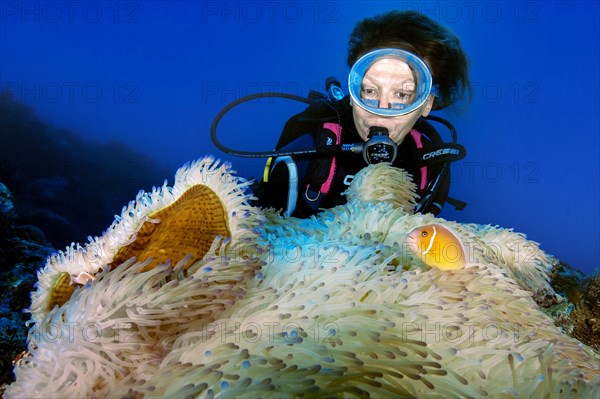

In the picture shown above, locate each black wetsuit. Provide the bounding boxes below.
[253,96,452,217]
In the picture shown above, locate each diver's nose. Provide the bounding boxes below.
[376,98,390,109]
[378,91,393,109]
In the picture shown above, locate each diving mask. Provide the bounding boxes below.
[348,48,434,117]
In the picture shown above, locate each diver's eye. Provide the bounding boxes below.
[393,90,415,103]
[421,231,428,237]
[361,87,379,99]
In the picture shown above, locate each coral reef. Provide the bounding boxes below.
[0,182,54,387]
[538,260,600,348]
[0,183,16,228]
[571,272,600,352]
[3,159,600,398]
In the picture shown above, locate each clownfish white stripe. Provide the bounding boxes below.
[422,225,437,255]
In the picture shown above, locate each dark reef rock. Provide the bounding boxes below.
[0,182,55,387]
[542,259,600,352]
[548,259,588,304]
[0,183,16,225]
[570,271,600,352]
[582,271,600,309]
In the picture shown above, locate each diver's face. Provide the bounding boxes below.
[352,58,434,143]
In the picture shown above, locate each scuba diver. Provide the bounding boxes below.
[212,11,471,217]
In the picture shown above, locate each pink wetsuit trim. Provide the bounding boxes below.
[320,122,342,193]
[410,129,428,190]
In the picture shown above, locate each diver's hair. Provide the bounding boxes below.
[347,11,471,110]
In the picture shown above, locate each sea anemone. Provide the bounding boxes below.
[343,161,419,212]
[27,156,263,333]
[6,160,599,398]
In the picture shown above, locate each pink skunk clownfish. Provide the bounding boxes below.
[406,224,467,270]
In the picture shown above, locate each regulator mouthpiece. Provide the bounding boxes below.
[363,126,397,164]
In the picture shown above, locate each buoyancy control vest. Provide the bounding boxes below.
[254,95,467,217]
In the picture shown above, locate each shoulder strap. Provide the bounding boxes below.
[412,116,468,214]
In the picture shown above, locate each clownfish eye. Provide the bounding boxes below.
[421,231,428,237]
